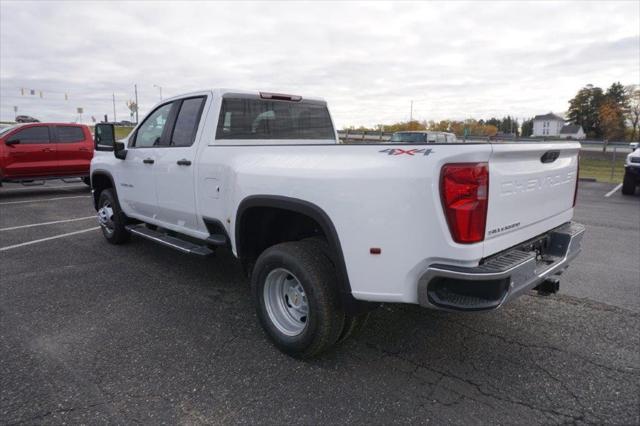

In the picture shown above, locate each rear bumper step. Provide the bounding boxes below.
[418,221,585,311]
[125,224,214,256]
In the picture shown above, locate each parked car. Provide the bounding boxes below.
[15,115,40,123]
[622,142,640,195]
[0,123,94,185]
[390,131,458,143]
[90,89,584,358]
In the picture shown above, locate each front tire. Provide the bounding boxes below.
[97,189,130,244]
[621,172,636,195]
[252,241,345,358]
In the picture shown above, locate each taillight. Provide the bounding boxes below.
[573,157,580,207]
[440,162,489,244]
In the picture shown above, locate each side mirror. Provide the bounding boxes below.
[5,139,20,146]
[114,141,127,160]
[95,123,127,160]
[95,123,115,151]
[630,142,639,151]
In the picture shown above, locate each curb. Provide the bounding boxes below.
[578,178,597,182]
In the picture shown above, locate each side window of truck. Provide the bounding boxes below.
[56,126,85,143]
[170,97,205,147]
[8,126,50,144]
[132,103,173,148]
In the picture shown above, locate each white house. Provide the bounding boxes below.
[559,124,586,140]
[532,112,585,139]
[532,112,565,137]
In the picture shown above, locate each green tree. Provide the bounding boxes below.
[605,82,629,110]
[521,118,534,137]
[568,84,604,138]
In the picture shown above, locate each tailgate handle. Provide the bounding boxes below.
[541,150,560,163]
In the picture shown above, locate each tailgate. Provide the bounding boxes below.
[483,142,580,257]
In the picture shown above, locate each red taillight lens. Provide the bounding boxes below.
[440,162,489,244]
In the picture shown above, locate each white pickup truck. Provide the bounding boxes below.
[91,89,585,358]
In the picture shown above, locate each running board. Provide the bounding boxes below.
[125,224,214,256]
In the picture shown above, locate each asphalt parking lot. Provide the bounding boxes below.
[1,180,638,425]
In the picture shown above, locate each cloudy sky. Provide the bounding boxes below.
[1,1,638,128]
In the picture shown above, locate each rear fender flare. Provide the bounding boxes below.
[235,195,354,300]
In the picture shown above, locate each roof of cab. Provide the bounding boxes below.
[160,89,325,103]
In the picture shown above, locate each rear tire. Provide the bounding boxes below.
[302,236,371,344]
[621,172,636,195]
[97,189,130,244]
[252,240,345,358]
[337,311,369,344]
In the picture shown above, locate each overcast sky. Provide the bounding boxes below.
[1,1,638,127]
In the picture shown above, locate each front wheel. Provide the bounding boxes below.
[621,172,636,195]
[97,189,130,244]
[252,241,345,358]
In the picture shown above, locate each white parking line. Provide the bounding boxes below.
[605,183,623,198]
[0,216,95,232]
[0,195,90,205]
[0,227,100,252]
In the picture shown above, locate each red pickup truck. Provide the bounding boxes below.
[0,123,94,185]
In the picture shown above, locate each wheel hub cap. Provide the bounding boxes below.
[97,203,114,234]
[263,268,309,336]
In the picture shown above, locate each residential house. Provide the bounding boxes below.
[559,124,585,140]
[532,112,565,137]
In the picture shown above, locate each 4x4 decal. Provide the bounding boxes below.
[379,148,434,156]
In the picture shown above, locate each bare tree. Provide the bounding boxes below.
[126,100,138,124]
[625,85,640,141]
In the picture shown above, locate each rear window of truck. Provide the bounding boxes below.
[216,98,335,140]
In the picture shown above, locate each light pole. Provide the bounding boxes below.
[153,84,163,101]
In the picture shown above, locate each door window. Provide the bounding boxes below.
[56,126,85,142]
[133,103,173,148]
[170,97,205,147]
[7,126,50,144]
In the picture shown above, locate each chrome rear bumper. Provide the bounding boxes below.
[418,221,585,311]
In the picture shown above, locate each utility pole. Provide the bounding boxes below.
[410,100,413,122]
[154,84,163,101]
[112,93,116,122]
[134,84,139,123]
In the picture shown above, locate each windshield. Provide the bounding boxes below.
[390,132,428,143]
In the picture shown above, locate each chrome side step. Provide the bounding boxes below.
[125,224,214,256]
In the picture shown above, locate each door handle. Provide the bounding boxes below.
[176,159,191,166]
[79,147,89,152]
[42,148,52,152]
[143,158,155,164]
